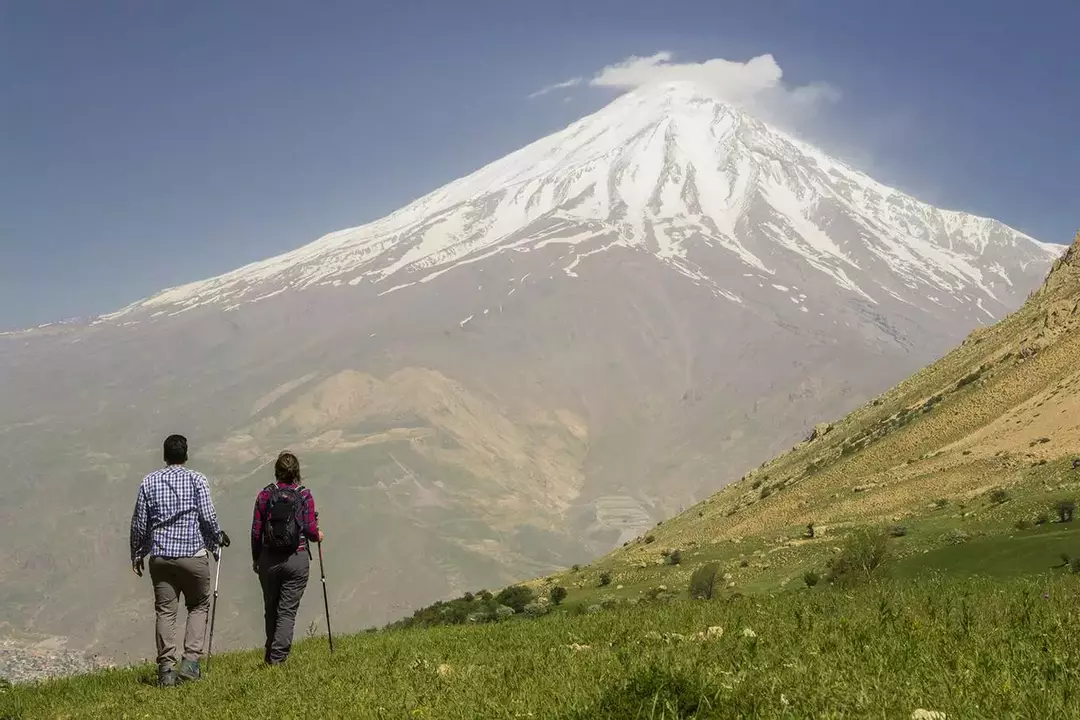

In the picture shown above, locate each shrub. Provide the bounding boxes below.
[571,564,581,573]
[751,478,763,489]
[1036,513,1050,526]
[644,535,656,544]
[888,525,908,538]
[523,601,550,617]
[1056,500,1075,523]
[934,498,949,509]
[946,529,971,545]
[493,605,515,621]
[759,486,773,499]
[989,488,1010,504]
[828,528,890,587]
[598,571,612,587]
[806,523,815,539]
[462,591,474,603]
[1015,519,1031,531]
[495,585,535,614]
[549,586,567,606]
[803,570,820,588]
[660,548,671,557]
[689,562,721,600]
[668,549,682,566]
[739,558,750,568]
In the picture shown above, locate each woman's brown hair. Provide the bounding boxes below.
[274,451,301,485]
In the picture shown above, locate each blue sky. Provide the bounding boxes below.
[2,0,1078,331]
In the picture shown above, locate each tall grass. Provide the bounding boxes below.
[5,574,1079,719]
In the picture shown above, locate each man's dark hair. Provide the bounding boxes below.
[274,451,301,485]
[163,434,188,465]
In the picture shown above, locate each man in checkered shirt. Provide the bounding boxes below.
[130,434,225,686]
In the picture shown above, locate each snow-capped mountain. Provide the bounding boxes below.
[0,81,1062,661]
[105,80,1057,325]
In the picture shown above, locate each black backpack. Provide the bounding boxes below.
[262,484,305,552]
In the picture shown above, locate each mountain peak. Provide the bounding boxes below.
[95,85,1058,327]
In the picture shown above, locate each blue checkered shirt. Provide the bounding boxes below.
[129,465,222,563]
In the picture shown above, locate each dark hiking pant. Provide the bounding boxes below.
[148,554,211,670]
[258,549,310,664]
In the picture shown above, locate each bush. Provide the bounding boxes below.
[549,586,567,606]
[989,488,1010,504]
[888,525,908,538]
[668,549,682,566]
[598,571,612,587]
[946,529,971,545]
[1056,500,1075,523]
[495,585,535,614]
[803,570,820,588]
[805,523,815,539]
[1015,519,1031,531]
[1036,513,1050,526]
[571,564,581,573]
[523,601,550,617]
[644,535,656,544]
[827,528,890,587]
[934,498,949,509]
[689,562,721,600]
[759,486,773,499]
[739,558,750,568]
[751,478,763,490]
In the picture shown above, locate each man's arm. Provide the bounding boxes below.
[194,474,222,556]
[129,484,149,568]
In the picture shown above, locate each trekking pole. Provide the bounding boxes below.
[315,513,334,653]
[206,551,221,670]
[206,530,230,672]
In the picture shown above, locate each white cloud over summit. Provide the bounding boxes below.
[532,51,839,127]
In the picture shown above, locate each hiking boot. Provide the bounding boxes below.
[158,666,177,687]
[177,659,202,682]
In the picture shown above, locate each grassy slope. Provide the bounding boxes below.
[536,234,1080,605]
[6,575,1080,719]
[5,236,1080,719]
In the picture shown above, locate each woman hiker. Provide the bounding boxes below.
[250,451,324,664]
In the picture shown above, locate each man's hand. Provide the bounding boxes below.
[218,530,231,548]
[132,558,145,577]
[316,530,325,543]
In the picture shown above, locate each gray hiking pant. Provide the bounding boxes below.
[149,554,211,669]
[258,549,310,664]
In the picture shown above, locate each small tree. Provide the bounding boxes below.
[1057,500,1075,523]
[598,571,612,587]
[495,585,535,614]
[668,549,683,566]
[828,528,890,587]
[550,586,568,606]
[689,562,720,600]
[803,570,820,588]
